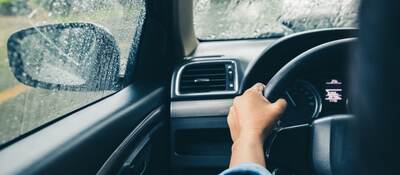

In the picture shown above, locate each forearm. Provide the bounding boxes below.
[229,135,266,168]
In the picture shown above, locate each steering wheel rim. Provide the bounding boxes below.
[264,38,356,102]
[263,38,357,174]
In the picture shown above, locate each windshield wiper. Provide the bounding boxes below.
[254,31,285,39]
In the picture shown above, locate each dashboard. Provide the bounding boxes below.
[169,28,357,175]
[280,75,348,127]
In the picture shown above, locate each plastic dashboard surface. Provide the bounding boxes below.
[169,28,357,174]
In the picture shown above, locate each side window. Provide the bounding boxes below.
[0,0,145,145]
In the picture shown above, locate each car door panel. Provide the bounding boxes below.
[0,84,167,175]
[98,105,169,175]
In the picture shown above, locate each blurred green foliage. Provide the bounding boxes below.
[0,0,12,4]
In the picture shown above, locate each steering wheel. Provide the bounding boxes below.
[263,38,356,174]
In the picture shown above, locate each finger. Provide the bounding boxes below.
[271,98,288,115]
[230,105,238,124]
[231,106,240,139]
[233,96,240,105]
[229,106,238,127]
[227,106,238,141]
[248,83,265,94]
[227,106,234,127]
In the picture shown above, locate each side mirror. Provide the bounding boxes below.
[7,23,121,91]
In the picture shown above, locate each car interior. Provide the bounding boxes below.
[0,0,397,175]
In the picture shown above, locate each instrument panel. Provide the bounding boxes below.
[278,75,348,127]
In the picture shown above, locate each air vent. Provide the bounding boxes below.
[177,60,237,95]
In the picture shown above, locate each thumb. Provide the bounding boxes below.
[271,98,287,115]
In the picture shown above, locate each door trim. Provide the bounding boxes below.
[0,85,165,175]
[97,105,165,174]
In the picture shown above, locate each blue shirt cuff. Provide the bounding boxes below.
[219,162,272,175]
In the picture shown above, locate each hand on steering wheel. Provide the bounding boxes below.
[227,83,287,143]
[227,83,287,168]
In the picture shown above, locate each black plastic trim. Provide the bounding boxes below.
[97,106,166,174]
[170,117,230,169]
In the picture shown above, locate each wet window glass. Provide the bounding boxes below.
[194,0,359,40]
[0,0,145,145]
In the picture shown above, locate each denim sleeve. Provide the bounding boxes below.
[219,163,272,175]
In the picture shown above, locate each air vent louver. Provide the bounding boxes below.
[178,61,236,94]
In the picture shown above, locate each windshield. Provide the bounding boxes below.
[193,0,359,40]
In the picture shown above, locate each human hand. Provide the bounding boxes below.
[227,83,287,143]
